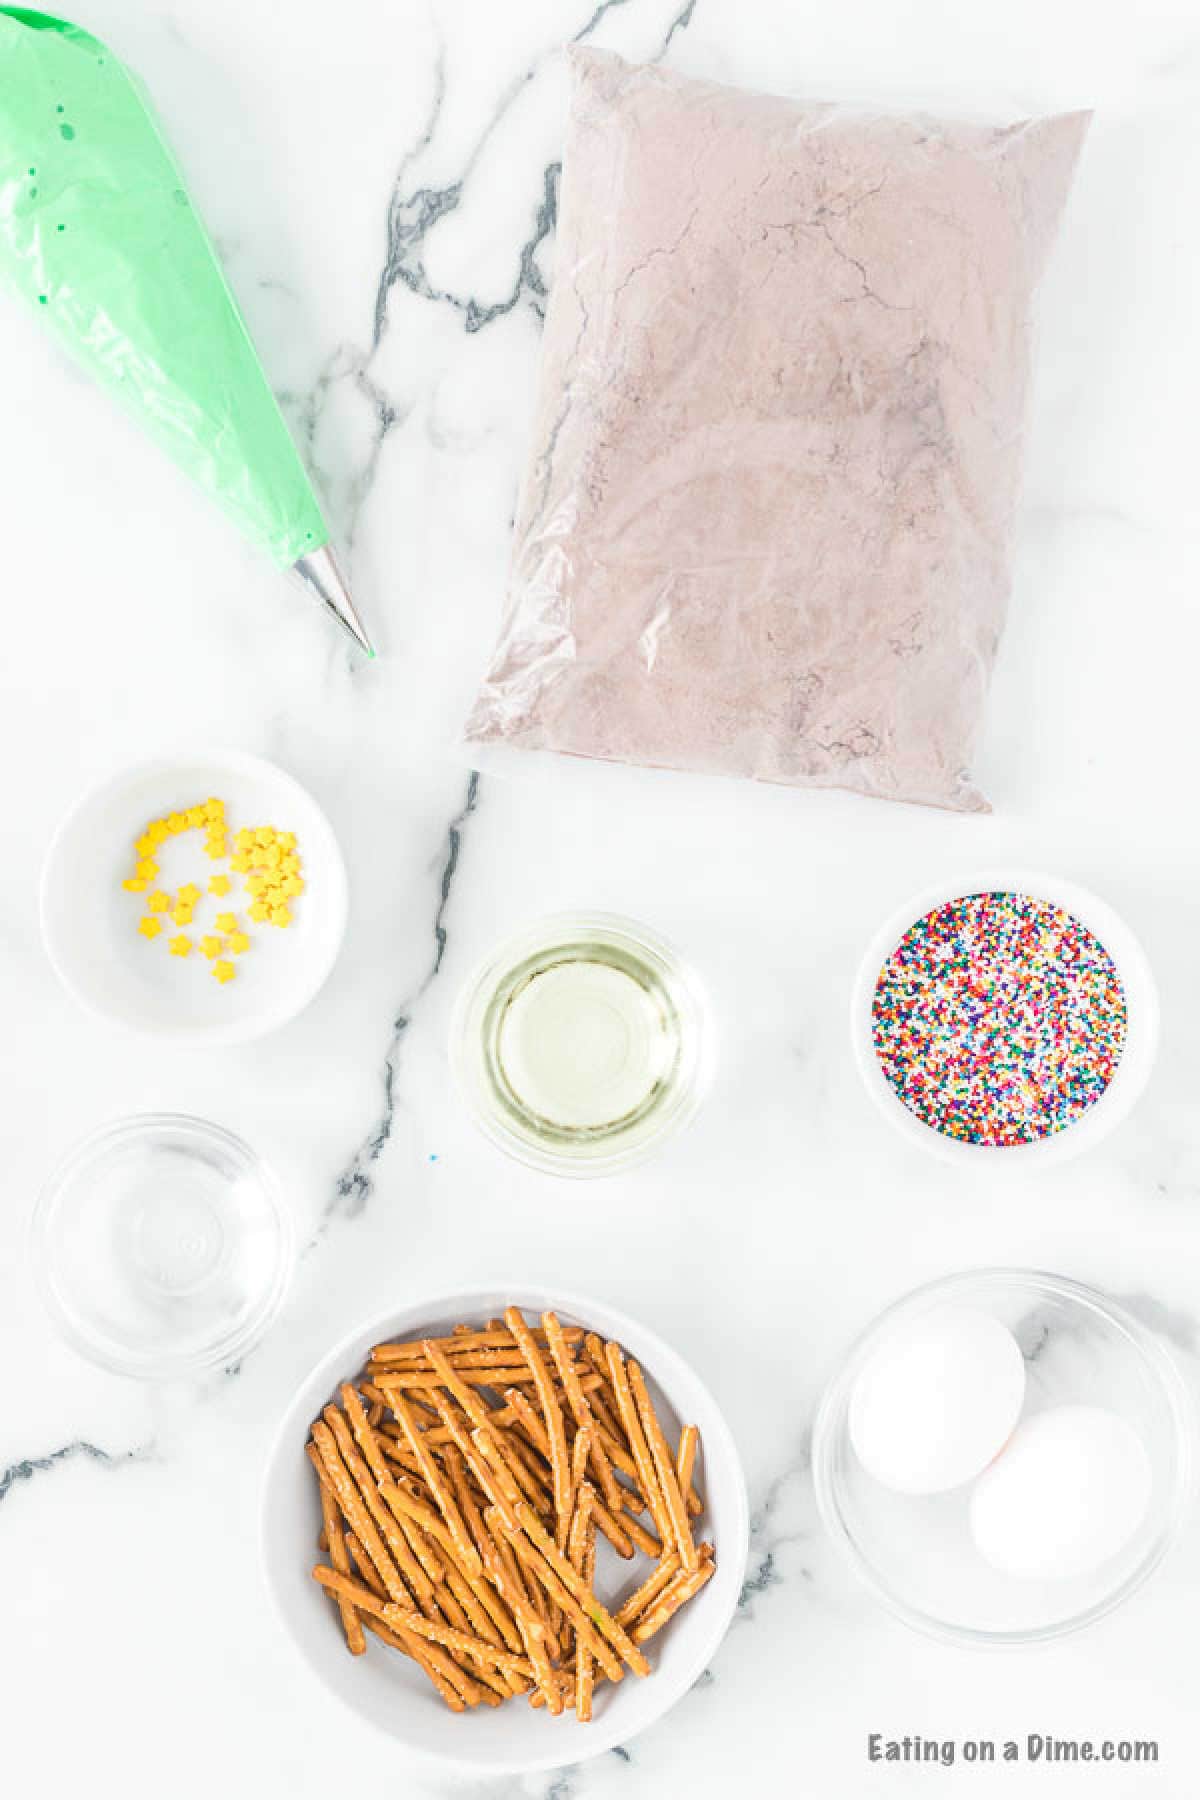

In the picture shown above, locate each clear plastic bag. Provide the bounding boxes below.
[465,49,1089,812]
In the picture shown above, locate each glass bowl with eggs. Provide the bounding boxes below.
[811,1269,1194,1646]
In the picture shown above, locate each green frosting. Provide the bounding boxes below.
[0,9,328,565]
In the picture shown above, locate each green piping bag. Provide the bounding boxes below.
[0,8,373,654]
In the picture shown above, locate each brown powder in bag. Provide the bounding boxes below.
[465,50,1089,812]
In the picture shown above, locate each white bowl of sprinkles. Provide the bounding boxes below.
[850,870,1159,1168]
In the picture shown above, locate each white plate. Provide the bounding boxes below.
[260,1286,748,1772]
[850,869,1159,1168]
[40,748,347,1046]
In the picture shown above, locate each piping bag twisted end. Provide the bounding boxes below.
[292,546,375,658]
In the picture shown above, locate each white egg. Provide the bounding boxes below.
[970,1405,1153,1581]
[848,1306,1025,1495]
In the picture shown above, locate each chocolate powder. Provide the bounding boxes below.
[465,50,1089,811]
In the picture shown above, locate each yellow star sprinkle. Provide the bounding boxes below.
[271,905,292,929]
[199,935,223,960]
[147,891,171,914]
[211,960,236,984]
[215,912,237,934]
[209,874,231,897]
[249,901,269,923]
[123,877,147,893]
[169,934,192,957]
[229,931,250,955]
[138,916,162,939]
[178,883,201,906]
[172,903,194,927]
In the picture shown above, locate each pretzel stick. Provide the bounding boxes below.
[568,1426,595,1540]
[629,1361,697,1573]
[561,1460,594,1655]
[544,1311,624,1516]
[317,1526,328,1554]
[488,1510,624,1685]
[375,1366,537,1391]
[341,1384,393,1485]
[567,1483,594,1569]
[677,1423,701,1517]
[632,1557,715,1643]
[310,1422,413,1607]
[473,1432,650,1678]
[381,1346,595,1373]
[604,1343,672,1547]
[506,1308,572,1536]
[313,1455,365,1655]
[615,1553,680,1628]
[344,1530,385,1596]
[371,1326,585,1364]
[583,1332,622,1404]
[575,1507,597,1723]
[321,1407,432,1602]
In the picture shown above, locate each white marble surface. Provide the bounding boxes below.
[3,0,1200,1792]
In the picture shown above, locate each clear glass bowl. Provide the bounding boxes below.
[31,1114,293,1377]
[812,1269,1195,1645]
[449,912,714,1177]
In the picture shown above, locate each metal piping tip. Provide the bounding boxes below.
[291,543,375,657]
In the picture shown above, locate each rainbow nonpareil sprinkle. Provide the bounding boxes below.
[871,892,1127,1147]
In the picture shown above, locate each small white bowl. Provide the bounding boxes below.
[260,1287,748,1772]
[41,748,348,1046]
[850,869,1158,1168]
